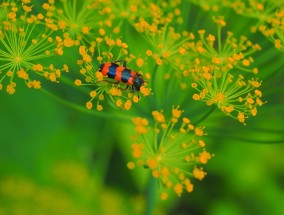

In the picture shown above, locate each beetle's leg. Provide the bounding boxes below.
[132,85,136,93]
[113,60,126,67]
[114,84,130,91]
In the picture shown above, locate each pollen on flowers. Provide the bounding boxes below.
[129,107,211,199]
[133,95,139,103]
[86,101,93,109]
[197,151,211,164]
[90,90,97,98]
[172,108,182,118]
[135,22,194,70]
[191,17,261,74]
[136,58,144,67]
[17,69,29,80]
[152,110,165,123]
[124,100,132,110]
[195,127,205,136]
[193,167,206,180]
[74,79,82,86]
[42,0,107,46]
[191,63,264,124]
[0,5,67,93]
[213,16,226,27]
[127,162,135,170]
[146,50,153,56]
[160,192,168,200]
[138,85,150,96]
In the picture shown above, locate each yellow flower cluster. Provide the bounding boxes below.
[128,107,211,200]
[99,0,183,34]
[191,17,261,73]
[192,69,264,124]
[258,8,284,52]
[188,1,284,52]
[76,38,151,111]
[189,0,222,11]
[134,19,195,75]
[0,0,68,94]
[218,0,284,52]
[226,0,284,20]
[188,17,264,124]
[227,0,271,17]
[42,0,106,45]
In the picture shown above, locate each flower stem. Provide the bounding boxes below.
[194,106,216,125]
[144,175,157,215]
[40,88,132,122]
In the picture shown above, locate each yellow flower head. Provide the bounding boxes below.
[135,22,194,71]
[192,67,264,124]
[191,17,261,74]
[41,0,106,46]
[0,3,67,94]
[128,107,211,200]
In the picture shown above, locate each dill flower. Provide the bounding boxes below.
[189,17,264,124]
[0,1,11,26]
[226,0,283,22]
[42,0,106,46]
[191,67,264,124]
[99,0,183,34]
[76,37,151,111]
[99,0,144,32]
[134,20,195,73]
[188,0,223,11]
[0,0,68,94]
[191,16,261,74]
[128,107,211,200]
[258,7,284,52]
[225,0,284,52]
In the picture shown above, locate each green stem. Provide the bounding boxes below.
[194,106,216,125]
[209,133,284,144]
[144,175,157,215]
[40,88,132,122]
[218,26,222,54]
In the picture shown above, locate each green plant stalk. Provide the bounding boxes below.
[40,87,132,122]
[144,175,158,215]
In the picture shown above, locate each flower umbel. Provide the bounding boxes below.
[100,0,183,34]
[258,7,284,52]
[220,0,284,52]
[128,107,211,200]
[76,37,151,111]
[192,16,261,73]
[192,67,264,124]
[189,17,264,124]
[135,20,194,70]
[42,0,106,46]
[0,1,68,94]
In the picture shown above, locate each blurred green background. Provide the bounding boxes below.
[1,0,284,215]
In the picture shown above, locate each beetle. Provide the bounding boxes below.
[98,60,145,92]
